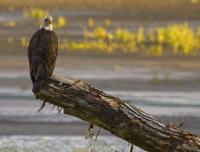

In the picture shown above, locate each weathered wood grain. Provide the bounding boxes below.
[34,75,200,152]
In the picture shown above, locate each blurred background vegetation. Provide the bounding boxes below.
[1,0,200,57]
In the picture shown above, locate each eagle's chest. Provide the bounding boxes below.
[29,29,57,60]
[38,33,53,51]
[39,32,53,45]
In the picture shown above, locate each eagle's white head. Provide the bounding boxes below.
[40,15,53,31]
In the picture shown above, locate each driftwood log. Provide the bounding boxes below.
[34,75,200,152]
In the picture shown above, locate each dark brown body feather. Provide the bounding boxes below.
[28,29,58,90]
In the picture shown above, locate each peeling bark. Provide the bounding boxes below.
[34,75,200,152]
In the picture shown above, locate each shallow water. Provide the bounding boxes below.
[0,136,145,152]
[0,89,200,116]
[0,66,200,123]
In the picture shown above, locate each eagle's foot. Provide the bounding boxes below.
[32,81,43,94]
[32,86,40,94]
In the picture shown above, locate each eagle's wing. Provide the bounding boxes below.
[46,31,58,76]
[28,30,40,83]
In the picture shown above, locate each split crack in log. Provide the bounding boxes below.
[34,74,200,152]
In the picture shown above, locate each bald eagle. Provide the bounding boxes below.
[28,16,58,93]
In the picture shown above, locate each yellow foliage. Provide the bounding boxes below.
[103,19,112,27]
[93,26,107,39]
[107,33,114,41]
[148,45,163,56]
[114,28,134,42]
[148,31,156,42]
[57,16,66,27]
[136,27,145,44]
[83,28,93,39]
[23,7,48,20]
[87,18,95,28]
[156,28,166,44]
[21,37,29,47]
[63,40,109,52]
[58,18,200,56]
[164,24,198,55]
[5,21,16,27]
[54,16,67,28]
[127,41,136,52]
